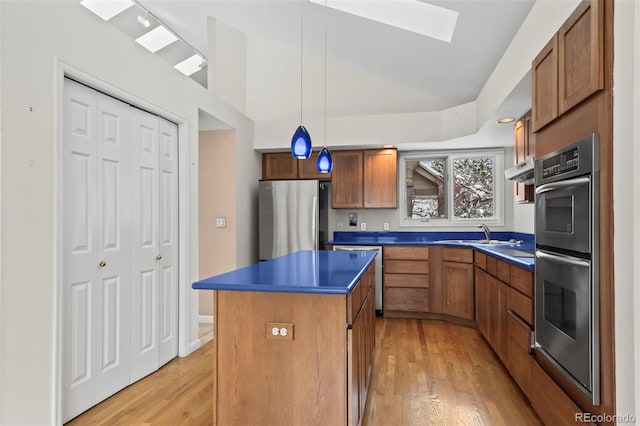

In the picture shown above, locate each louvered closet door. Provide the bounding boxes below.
[62,79,132,421]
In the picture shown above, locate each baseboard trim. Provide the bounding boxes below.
[198,315,213,324]
[188,338,202,355]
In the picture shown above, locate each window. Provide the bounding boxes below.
[399,150,504,226]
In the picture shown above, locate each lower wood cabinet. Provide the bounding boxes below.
[383,246,430,316]
[442,248,474,321]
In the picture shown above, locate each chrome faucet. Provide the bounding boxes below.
[478,224,491,242]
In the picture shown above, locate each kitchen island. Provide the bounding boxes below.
[193,250,377,426]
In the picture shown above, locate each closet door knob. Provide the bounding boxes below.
[156,255,162,260]
[98,261,107,267]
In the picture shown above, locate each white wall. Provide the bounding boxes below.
[0,2,256,424]
[613,0,640,420]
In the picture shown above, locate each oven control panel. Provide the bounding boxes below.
[541,146,580,178]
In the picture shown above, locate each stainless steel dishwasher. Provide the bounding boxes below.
[332,245,383,316]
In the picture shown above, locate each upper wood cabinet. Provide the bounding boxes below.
[332,148,397,209]
[262,152,298,180]
[332,151,365,208]
[262,151,332,180]
[558,0,604,114]
[514,114,534,203]
[364,149,397,208]
[531,0,603,132]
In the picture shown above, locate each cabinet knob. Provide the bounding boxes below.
[156,255,162,260]
[98,261,106,267]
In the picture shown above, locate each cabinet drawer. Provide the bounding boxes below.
[384,288,429,312]
[486,255,498,277]
[509,287,533,326]
[384,273,429,289]
[511,266,534,298]
[474,251,487,270]
[383,246,429,260]
[497,259,510,282]
[508,311,533,397]
[442,247,473,263]
[384,259,428,274]
[507,310,532,352]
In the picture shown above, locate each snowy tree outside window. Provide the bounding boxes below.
[400,150,504,226]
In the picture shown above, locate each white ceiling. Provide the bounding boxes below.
[138,0,535,125]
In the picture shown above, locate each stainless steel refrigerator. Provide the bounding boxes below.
[259,180,329,261]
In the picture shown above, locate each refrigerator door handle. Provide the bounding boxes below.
[312,195,318,249]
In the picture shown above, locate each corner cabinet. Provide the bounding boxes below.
[332,149,397,209]
[531,0,604,132]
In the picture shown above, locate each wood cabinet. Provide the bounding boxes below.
[332,149,397,209]
[531,0,604,132]
[363,149,397,208]
[442,248,474,320]
[213,263,376,426]
[332,151,365,208]
[383,246,429,315]
[514,114,534,203]
[262,151,332,180]
[262,152,298,180]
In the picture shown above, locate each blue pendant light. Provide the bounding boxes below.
[317,0,332,173]
[291,0,312,159]
[317,147,333,173]
[291,125,312,159]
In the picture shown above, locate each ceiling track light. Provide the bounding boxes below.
[137,11,151,28]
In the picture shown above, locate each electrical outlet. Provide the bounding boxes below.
[266,322,294,340]
[215,217,226,228]
[383,222,390,231]
[360,222,366,231]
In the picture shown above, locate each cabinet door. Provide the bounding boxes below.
[475,267,488,337]
[514,117,534,203]
[443,261,474,320]
[299,151,331,179]
[262,152,298,180]
[363,149,397,208]
[558,0,604,114]
[332,151,364,208]
[532,34,558,132]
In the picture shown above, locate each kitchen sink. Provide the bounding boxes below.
[435,239,516,246]
[490,247,535,258]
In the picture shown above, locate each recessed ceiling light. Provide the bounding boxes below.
[135,26,178,53]
[309,0,458,43]
[80,0,134,21]
[174,55,205,76]
[137,13,152,28]
[497,117,516,124]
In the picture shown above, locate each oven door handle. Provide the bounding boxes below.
[535,250,590,268]
[535,176,590,195]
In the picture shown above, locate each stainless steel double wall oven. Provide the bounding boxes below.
[534,133,600,405]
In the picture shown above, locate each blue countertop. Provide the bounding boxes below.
[192,250,378,295]
[328,231,535,271]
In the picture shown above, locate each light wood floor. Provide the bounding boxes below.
[67,318,542,425]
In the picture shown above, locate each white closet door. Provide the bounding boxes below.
[129,107,161,382]
[62,79,132,422]
[157,118,179,366]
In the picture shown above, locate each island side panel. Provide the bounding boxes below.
[215,290,347,426]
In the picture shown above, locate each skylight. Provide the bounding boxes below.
[310,0,458,43]
[174,55,205,76]
[135,26,178,53]
[80,0,134,21]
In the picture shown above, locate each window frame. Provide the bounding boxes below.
[398,149,505,227]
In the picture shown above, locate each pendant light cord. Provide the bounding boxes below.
[300,0,304,125]
[323,0,327,147]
